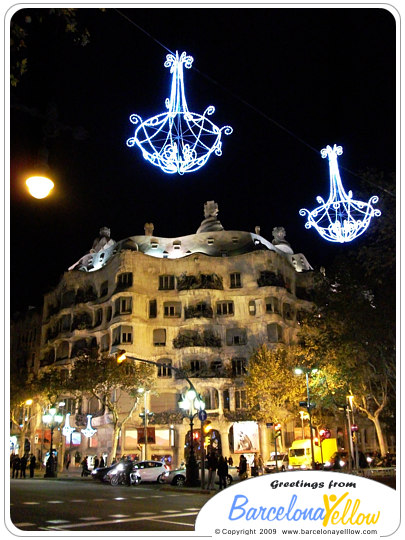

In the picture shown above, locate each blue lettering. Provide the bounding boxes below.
[228,495,248,521]
[286,495,298,521]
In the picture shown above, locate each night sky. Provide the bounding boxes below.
[9,6,397,314]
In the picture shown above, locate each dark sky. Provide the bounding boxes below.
[9,7,396,313]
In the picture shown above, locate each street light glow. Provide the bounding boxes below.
[26,176,54,199]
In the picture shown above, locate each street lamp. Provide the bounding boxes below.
[179,389,205,487]
[295,367,318,469]
[42,405,64,477]
[138,388,153,460]
[26,175,54,199]
[347,395,359,470]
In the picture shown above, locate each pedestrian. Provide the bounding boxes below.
[124,456,133,486]
[99,455,105,468]
[257,454,264,475]
[20,454,28,478]
[12,455,21,478]
[93,455,99,470]
[238,454,248,480]
[29,454,36,478]
[81,456,89,477]
[217,455,228,490]
[251,454,259,477]
[207,451,218,490]
[228,456,233,466]
[66,453,71,470]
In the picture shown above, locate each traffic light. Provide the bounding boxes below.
[203,421,212,434]
[274,423,282,438]
[314,437,319,446]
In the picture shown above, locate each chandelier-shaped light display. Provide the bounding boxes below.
[62,413,75,438]
[127,51,233,174]
[299,144,381,243]
[81,414,97,438]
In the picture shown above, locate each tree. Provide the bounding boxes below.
[245,344,305,426]
[36,353,154,464]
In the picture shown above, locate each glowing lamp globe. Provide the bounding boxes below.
[26,176,54,199]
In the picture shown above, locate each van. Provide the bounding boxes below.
[288,438,338,469]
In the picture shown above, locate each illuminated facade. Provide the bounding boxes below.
[32,201,384,467]
[34,201,315,467]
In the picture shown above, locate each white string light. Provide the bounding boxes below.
[299,144,381,243]
[127,51,232,174]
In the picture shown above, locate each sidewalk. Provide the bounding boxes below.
[11,466,93,481]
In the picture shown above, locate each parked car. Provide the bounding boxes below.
[264,453,289,473]
[91,463,117,482]
[162,461,239,487]
[132,460,170,483]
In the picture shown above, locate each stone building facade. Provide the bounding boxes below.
[34,201,322,467]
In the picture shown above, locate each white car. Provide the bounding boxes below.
[132,460,170,482]
[162,462,239,487]
[264,452,289,472]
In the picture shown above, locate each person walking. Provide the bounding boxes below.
[66,453,71,470]
[93,455,99,470]
[81,456,89,477]
[228,456,233,466]
[251,454,259,477]
[29,454,36,478]
[99,455,105,468]
[20,454,28,478]
[217,455,228,490]
[207,451,218,490]
[257,454,264,475]
[12,455,20,478]
[238,454,248,480]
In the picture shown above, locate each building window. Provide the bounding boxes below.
[226,328,247,346]
[157,360,172,378]
[159,275,175,290]
[267,323,283,343]
[153,328,166,347]
[113,325,133,345]
[100,281,109,297]
[235,390,247,409]
[283,303,294,320]
[59,398,76,415]
[117,272,133,288]
[100,334,110,352]
[164,302,181,317]
[232,358,247,376]
[61,314,71,332]
[190,359,204,373]
[266,296,280,314]
[230,272,242,288]
[216,301,234,316]
[106,306,112,322]
[223,390,230,410]
[115,296,132,316]
[149,299,157,318]
[248,300,256,316]
[94,308,103,327]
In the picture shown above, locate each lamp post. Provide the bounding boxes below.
[115,349,205,487]
[347,395,359,470]
[138,388,153,460]
[179,389,205,487]
[42,406,64,477]
[295,367,318,469]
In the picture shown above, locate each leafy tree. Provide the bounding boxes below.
[245,344,305,426]
[10,8,92,86]
[36,353,154,463]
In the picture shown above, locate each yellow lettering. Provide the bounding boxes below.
[322,493,349,526]
[349,499,360,524]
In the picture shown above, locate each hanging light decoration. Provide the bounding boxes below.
[299,144,381,243]
[81,414,97,438]
[62,413,76,438]
[127,51,233,174]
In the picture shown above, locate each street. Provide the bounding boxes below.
[9,478,213,532]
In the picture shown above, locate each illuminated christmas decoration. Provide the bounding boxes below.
[299,144,381,243]
[81,414,97,438]
[127,51,232,174]
[62,413,75,438]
